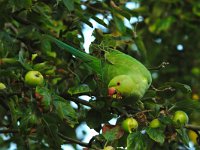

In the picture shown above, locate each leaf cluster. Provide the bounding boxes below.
[0,0,200,150]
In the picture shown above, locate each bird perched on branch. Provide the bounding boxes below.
[46,35,152,100]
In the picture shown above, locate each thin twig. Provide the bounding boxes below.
[134,110,153,116]
[0,92,21,97]
[88,135,97,147]
[61,94,95,108]
[111,106,130,117]
[12,15,31,25]
[0,129,19,134]
[151,85,176,92]
[72,97,96,108]
[0,97,10,110]
[0,129,92,148]
[148,62,169,70]
[110,0,122,11]
[58,133,90,147]
[4,23,18,34]
[185,124,200,131]
[81,1,107,13]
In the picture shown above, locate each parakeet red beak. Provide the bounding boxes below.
[108,87,122,99]
[108,87,116,96]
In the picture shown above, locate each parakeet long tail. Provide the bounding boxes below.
[46,35,102,74]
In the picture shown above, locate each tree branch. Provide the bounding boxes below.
[81,1,107,13]
[0,128,94,148]
[111,106,130,117]
[185,124,200,131]
[0,129,18,134]
[61,94,96,109]
[148,62,169,70]
[72,97,95,108]
[58,133,90,147]
[151,85,176,92]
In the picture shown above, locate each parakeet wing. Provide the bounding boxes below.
[103,49,152,85]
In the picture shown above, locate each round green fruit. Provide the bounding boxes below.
[25,71,44,87]
[121,117,138,133]
[191,67,200,76]
[149,118,161,128]
[104,146,115,150]
[0,82,6,90]
[46,51,56,58]
[173,110,189,127]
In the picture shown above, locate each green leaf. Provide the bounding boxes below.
[90,100,105,110]
[53,95,78,127]
[76,11,93,28]
[41,120,62,148]
[91,16,108,28]
[193,3,200,16]
[174,99,200,113]
[36,86,52,111]
[20,111,37,132]
[33,61,55,73]
[100,35,117,47]
[40,38,51,53]
[111,4,131,20]
[176,128,190,146]
[164,82,191,93]
[85,109,102,130]
[146,127,165,144]
[68,84,92,95]
[135,36,147,63]
[42,113,62,127]
[144,101,162,115]
[0,58,21,68]
[159,116,174,125]
[157,82,191,99]
[8,99,23,127]
[152,2,165,17]
[113,15,126,33]
[149,17,175,34]
[127,131,147,150]
[0,31,17,57]
[10,0,32,10]
[102,125,124,141]
[63,0,74,11]
[117,9,131,20]
[18,49,32,70]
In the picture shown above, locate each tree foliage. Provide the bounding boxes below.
[0,0,200,149]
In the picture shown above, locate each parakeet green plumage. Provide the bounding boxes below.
[46,35,152,100]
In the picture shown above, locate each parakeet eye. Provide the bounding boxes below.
[117,82,120,86]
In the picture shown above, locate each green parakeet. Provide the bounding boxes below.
[46,35,152,100]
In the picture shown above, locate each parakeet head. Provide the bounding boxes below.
[108,74,150,99]
[108,75,135,99]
